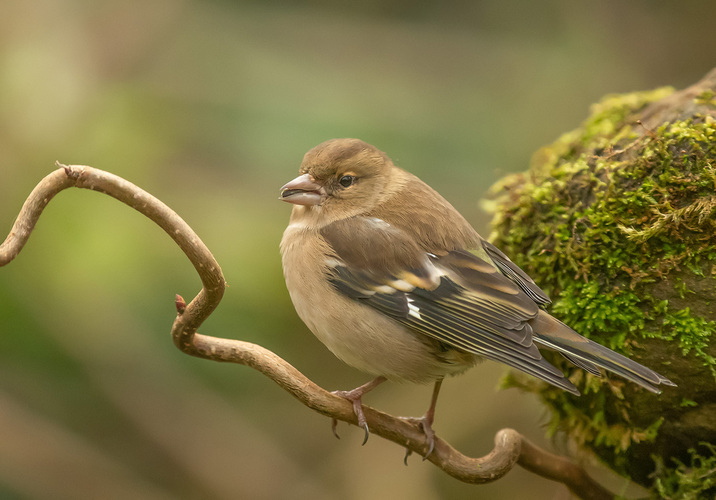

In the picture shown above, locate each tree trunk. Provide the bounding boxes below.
[489,68,716,497]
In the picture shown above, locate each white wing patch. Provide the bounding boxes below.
[406,297,422,320]
[388,279,416,292]
[324,258,343,268]
[365,217,391,229]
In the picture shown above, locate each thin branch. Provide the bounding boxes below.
[1,165,615,499]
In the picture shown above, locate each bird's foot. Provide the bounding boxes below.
[331,387,370,445]
[399,414,436,461]
[330,376,386,445]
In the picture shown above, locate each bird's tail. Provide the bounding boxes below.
[530,310,676,393]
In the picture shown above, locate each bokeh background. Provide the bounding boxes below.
[1,1,715,499]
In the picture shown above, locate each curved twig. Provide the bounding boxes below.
[1,165,615,499]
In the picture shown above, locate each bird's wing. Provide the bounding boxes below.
[480,239,552,306]
[320,216,579,394]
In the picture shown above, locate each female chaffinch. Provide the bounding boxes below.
[280,138,673,455]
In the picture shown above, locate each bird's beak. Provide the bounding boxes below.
[279,173,325,206]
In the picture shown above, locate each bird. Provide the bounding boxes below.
[279,138,674,457]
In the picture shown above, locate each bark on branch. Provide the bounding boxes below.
[0,164,614,500]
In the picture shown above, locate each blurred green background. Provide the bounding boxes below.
[1,1,715,499]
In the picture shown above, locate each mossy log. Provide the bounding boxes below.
[489,68,716,497]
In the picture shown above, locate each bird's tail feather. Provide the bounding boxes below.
[530,311,675,393]
[560,352,602,376]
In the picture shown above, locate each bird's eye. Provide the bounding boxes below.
[338,175,356,188]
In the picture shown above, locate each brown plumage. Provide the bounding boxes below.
[279,138,674,455]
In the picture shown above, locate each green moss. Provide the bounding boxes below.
[489,85,716,493]
[654,443,716,499]
[695,89,716,107]
[649,308,716,378]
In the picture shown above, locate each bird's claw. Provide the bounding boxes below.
[360,422,370,446]
[399,415,436,461]
[403,447,413,466]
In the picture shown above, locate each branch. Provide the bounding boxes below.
[1,165,615,499]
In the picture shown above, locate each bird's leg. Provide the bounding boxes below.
[401,378,443,462]
[331,376,386,445]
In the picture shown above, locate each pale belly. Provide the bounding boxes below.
[280,225,477,383]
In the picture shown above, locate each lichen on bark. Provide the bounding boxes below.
[488,69,716,496]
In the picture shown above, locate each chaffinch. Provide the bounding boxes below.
[279,138,674,455]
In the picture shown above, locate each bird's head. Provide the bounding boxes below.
[280,139,396,222]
